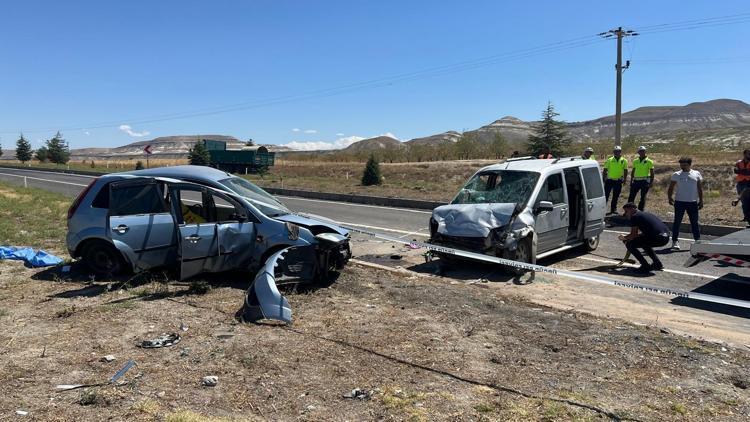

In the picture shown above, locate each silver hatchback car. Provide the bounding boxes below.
[66,165,351,280]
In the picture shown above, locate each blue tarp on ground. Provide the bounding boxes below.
[0,246,63,267]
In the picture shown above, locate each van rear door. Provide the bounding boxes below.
[580,165,606,238]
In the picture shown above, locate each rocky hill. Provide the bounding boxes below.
[568,99,750,139]
[341,135,404,153]
[406,131,462,146]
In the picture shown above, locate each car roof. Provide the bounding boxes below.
[478,157,598,174]
[107,165,234,183]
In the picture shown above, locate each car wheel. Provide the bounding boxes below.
[503,237,531,276]
[584,234,600,251]
[81,240,125,277]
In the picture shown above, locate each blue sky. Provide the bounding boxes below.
[0,1,747,150]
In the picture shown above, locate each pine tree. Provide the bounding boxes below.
[526,102,571,157]
[15,134,33,163]
[188,141,211,166]
[0,143,3,158]
[361,153,382,186]
[454,132,478,160]
[35,146,49,163]
[46,131,70,164]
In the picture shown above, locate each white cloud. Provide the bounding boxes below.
[336,132,345,136]
[292,128,301,132]
[119,124,150,138]
[303,129,317,134]
[84,131,90,136]
[380,132,399,140]
[282,135,365,151]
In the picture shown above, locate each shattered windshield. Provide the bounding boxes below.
[451,170,539,206]
[218,177,291,217]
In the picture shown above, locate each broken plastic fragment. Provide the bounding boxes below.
[110,360,136,383]
[137,333,181,348]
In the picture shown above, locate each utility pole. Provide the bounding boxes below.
[599,27,638,146]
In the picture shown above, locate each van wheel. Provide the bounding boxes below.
[584,235,600,251]
[503,237,531,276]
[81,241,125,277]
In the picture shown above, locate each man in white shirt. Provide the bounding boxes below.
[667,157,703,250]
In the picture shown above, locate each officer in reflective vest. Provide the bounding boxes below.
[734,149,750,224]
[582,147,594,160]
[628,146,655,211]
[602,146,628,215]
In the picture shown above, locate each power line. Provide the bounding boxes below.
[1,34,604,134]
[3,11,749,135]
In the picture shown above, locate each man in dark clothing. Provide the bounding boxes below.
[618,202,670,273]
[734,149,750,224]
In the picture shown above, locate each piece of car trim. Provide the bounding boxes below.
[241,247,293,324]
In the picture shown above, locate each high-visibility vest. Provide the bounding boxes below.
[632,157,654,179]
[604,156,628,180]
[736,160,750,183]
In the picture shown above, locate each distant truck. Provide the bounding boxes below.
[202,139,275,174]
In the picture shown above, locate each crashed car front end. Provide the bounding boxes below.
[429,203,533,258]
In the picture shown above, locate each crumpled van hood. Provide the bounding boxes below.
[433,203,517,237]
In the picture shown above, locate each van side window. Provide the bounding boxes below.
[110,184,168,216]
[581,167,604,198]
[210,193,243,222]
[538,174,565,204]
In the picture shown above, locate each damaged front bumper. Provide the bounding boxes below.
[241,234,351,325]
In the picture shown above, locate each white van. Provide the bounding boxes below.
[429,157,606,273]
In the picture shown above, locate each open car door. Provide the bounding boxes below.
[107,178,176,271]
[168,183,219,280]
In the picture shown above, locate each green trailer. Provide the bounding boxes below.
[202,139,275,174]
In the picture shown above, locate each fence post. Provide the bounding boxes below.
[24,177,27,188]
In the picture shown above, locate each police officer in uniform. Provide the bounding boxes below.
[603,146,628,215]
[582,147,594,160]
[628,146,655,211]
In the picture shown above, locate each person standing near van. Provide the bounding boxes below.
[734,149,750,223]
[628,146,655,211]
[603,146,628,215]
[667,157,703,250]
[582,147,594,160]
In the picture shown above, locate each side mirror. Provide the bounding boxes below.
[231,212,248,222]
[536,201,554,214]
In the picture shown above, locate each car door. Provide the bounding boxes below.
[534,172,569,252]
[169,184,219,280]
[209,191,256,272]
[107,178,177,271]
[580,165,606,238]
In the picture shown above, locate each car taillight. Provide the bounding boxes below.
[67,178,98,223]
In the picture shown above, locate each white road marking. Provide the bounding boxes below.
[604,229,697,243]
[0,168,97,178]
[279,195,433,214]
[576,256,724,280]
[0,172,89,187]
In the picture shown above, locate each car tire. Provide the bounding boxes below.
[584,234,600,252]
[503,237,531,276]
[81,240,126,277]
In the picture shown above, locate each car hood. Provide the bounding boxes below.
[432,203,517,237]
[274,213,349,236]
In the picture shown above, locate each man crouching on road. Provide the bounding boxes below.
[618,202,670,274]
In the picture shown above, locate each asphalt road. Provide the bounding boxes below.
[1,167,749,322]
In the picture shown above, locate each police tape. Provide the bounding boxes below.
[340,224,750,310]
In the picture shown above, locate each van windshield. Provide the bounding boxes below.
[218,177,291,217]
[451,170,539,206]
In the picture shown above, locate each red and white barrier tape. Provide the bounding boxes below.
[705,253,750,268]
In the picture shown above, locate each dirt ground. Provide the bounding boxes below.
[1,259,749,421]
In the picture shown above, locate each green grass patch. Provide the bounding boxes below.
[0,182,69,251]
